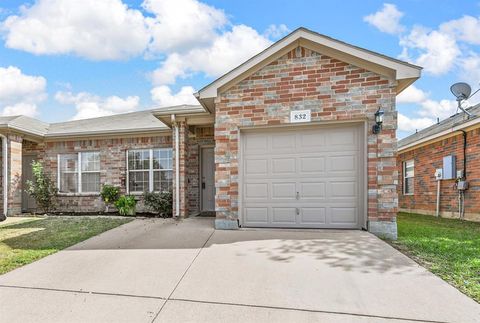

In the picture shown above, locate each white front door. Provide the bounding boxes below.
[241,124,364,229]
[201,147,215,212]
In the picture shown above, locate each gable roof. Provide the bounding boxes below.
[195,27,422,110]
[398,104,480,151]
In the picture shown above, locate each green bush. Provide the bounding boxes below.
[26,161,58,213]
[143,191,173,217]
[114,195,137,216]
[100,185,120,212]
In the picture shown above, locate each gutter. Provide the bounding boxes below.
[0,134,7,221]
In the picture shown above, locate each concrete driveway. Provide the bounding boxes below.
[0,217,479,323]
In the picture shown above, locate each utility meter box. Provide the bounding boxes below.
[442,155,456,180]
[457,180,468,190]
[434,168,443,180]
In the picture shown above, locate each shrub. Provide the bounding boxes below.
[26,160,58,214]
[100,185,120,212]
[114,195,137,216]
[143,190,173,217]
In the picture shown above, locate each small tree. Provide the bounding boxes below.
[143,191,173,218]
[100,184,120,213]
[26,161,58,214]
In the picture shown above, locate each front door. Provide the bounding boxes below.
[201,147,215,212]
[22,154,37,212]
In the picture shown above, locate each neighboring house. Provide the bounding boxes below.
[0,28,421,239]
[398,105,480,222]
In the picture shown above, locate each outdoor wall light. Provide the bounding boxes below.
[372,108,384,134]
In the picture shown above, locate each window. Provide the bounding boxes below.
[58,152,100,193]
[403,160,414,195]
[128,148,172,193]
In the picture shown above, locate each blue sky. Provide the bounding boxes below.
[1,0,480,138]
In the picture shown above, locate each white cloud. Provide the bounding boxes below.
[144,0,227,54]
[397,85,458,133]
[396,85,428,104]
[1,103,38,117]
[55,91,140,120]
[264,24,290,39]
[152,25,272,85]
[398,113,435,132]
[364,3,405,35]
[151,85,198,107]
[440,15,480,45]
[418,99,458,119]
[2,0,150,60]
[0,66,46,117]
[399,26,460,75]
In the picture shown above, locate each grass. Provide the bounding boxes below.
[392,213,480,303]
[0,216,133,275]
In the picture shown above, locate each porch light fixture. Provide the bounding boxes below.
[372,108,384,134]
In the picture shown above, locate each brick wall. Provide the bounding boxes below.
[23,135,173,214]
[398,128,480,221]
[214,46,398,236]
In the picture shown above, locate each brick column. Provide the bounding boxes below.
[172,120,189,217]
[7,134,23,215]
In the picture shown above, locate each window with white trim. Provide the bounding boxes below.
[403,160,414,195]
[58,152,100,193]
[127,148,172,193]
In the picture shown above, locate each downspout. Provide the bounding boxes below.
[0,134,7,221]
[172,114,180,218]
[460,130,467,219]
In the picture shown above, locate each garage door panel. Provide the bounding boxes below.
[244,183,268,201]
[297,131,326,151]
[301,208,326,224]
[328,155,357,173]
[327,129,357,146]
[244,135,268,154]
[330,181,356,198]
[330,207,357,224]
[271,133,296,152]
[299,156,325,173]
[299,182,326,199]
[244,159,268,176]
[272,182,296,200]
[244,208,269,224]
[272,208,297,224]
[272,158,296,174]
[241,125,363,229]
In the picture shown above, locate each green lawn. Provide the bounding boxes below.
[0,216,133,275]
[392,213,480,303]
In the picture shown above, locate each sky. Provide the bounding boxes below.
[1,0,480,139]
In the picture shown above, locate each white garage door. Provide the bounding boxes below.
[241,124,364,229]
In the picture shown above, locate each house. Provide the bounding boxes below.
[397,104,480,222]
[0,28,421,239]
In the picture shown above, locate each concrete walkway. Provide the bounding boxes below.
[0,217,479,323]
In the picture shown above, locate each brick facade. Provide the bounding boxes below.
[16,134,173,214]
[214,46,398,237]
[398,128,480,221]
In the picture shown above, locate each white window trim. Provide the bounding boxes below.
[127,148,173,194]
[57,151,101,194]
[403,160,414,196]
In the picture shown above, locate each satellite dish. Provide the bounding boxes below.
[450,82,472,100]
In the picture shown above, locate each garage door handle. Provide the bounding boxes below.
[296,192,300,200]
[296,208,300,215]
